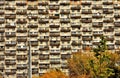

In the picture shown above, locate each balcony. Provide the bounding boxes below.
[5,14,16,19]
[93,32,103,36]
[32,61,38,65]
[5,24,16,28]
[61,65,68,69]
[39,46,49,51]
[71,41,81,46]
[49,33,60,37]
[115,33,120,36]
[49,5,59,10]
[93,42,100,45]
[17,36,27,42]
[5,60,16,65]
[28,15,38,20]
[103,1,113,5]
[5,32,16,37]
[61,28,70,32]
[104,28,114,32]
[17,46,27,51]
[60,10,70,14]
[17,55,27,60]
[50,41,60,46]
[81,18,92,23]
[60,2,69,5]
[16,2,27,6]
[30,41,38,46]
[0,19,4,24]
[114,5,120,9]
[17,74,27,78]
[115,41,120,45]
[5,50,16,56]
[71,33,81,37]
[16,19,27,24]
[0,38,4,42]
[107,46,114,50]
[38,10,48,14]
[92,14,102,18]
[5,6,16,10]
[39,19,49,24]
[71,24,81,28]
[39,55,49,60]
[61,54,71,59]
[0,66,4,70]
[17,65,27,69]
[32,51,38,55]
[105,37,114,41]
[60,19,70,23]
[82,37,92,41]
[38,2,48,6]
[39,64,49,69]
[5,41,16,46]
[0,1,4,6]
[0,11,4,15]
[71,14,81,19]
[49,24,60,28]
[32,69,38,74]
[28,24,38,28]
[71,6,81,10]
[49,15,59,19]
[82,29,92,32]
[92,22,103,27]
[5,71,16,75]
[0,27,5,32]
[29,33,38,37]
[16,10,27,15]
[50,60,60,64]
[81,2,91,5]
[103,9,113,14]
[50,51,60,55]
[114,14,120,18]
[114,22,120,27]
[103,19,113,23]
[0,47,4,51]
[27,6,38,10]
[39,38,49,41]
[92,5,102,10]
[0,56,4,60]
[61,47,71,50]
[39,29,49,33]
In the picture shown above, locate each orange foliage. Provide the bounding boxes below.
[40,69,69,78]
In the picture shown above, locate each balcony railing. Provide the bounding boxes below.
[17,36,27,42]
[27,6,38,10]
[104,28,114,32]
[81,2,91,5]
[17,65,27,69]
[0,27,5,32]
[61,54,71,59]
[81,18,92,23]
[39,65,49,69]
[38,2,48,6]
[49,33,60,37]
[82,37,92,41]
[17,47,27,51]
[49,24,60,28]
[5,6,16,10]
[49,5,59,10]
[39,46,49,51]
[115,41,120,45]
[71,6,81,10]
[50,60,60,64]
[16,10,27,15]
[0,11,4,15]
[16,19,27,24]
[92,5,102,10]
[39,29,49,32]
[5,14,16,19]
[71,24,81,28]
[39,55,49,60]
[5,24,16,28]
[103,1,113,5]
[60,19,70,23]
[28,24,38,28]
[16,2,27,6]
[17,56,27,60]
[71,41,81,46]
[61,28,70,32]
[0,47,4,51]
[5,41,16,46]
[61,47,71,50]
[50,42,60,46]
[92,22,103,27]
[0,56,4,60]
[38,10,48,14]
[5,51,16,56]
[71,33,81,37]
[5,32,16,37]
[114,22,120,27]
[39,19,49,24]
[115,33,120,36]
[60,10,70,14]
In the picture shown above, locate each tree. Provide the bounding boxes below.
[68,36,120,78]
[40,69,68,78]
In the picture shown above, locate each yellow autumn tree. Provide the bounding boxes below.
[40,69,69,78]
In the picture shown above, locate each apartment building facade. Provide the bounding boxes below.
[0,0,120,78]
